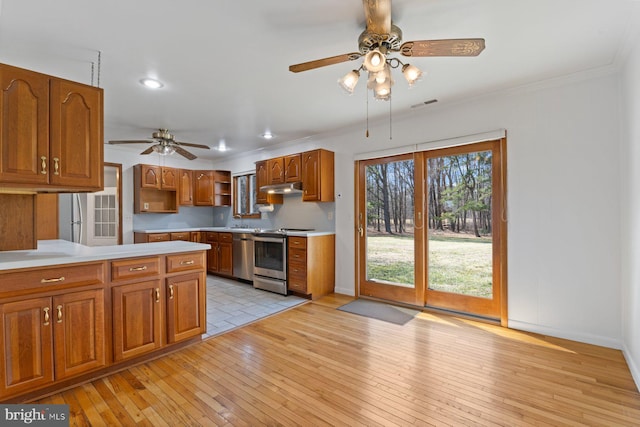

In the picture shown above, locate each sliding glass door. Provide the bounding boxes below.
[356,139,507,321]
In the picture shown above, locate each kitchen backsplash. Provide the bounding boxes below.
[132,196,335,232]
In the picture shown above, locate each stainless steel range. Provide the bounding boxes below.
[252,228,313,295]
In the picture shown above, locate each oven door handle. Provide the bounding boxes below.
[253,236,286,243]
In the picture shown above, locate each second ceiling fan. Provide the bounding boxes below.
[289,0,485,99]
[108,129,210,160]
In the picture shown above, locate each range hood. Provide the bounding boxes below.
[260,181,303,194]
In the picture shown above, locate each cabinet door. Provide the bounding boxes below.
[178,169,194,206]
[53,289,106,380]
[112,280,162,361]
[161,167,177,190]
[284,154,302,182]
[166,272,206,343]
[255,160,269,204]
[301,150,320,201]
[218,242,234,276]
[0,64,50,185]
[49,79,103,189]
[0,297,54,398]
[207,242,219,273]
[268,158,285,184]
[194,170,214,205]
[140,165,161,189]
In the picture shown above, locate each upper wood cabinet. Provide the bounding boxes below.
[255,160,282,205]
[133,164,177,213]
[178,169,194,206]
[301,149,334,202]
[268,157,285,184]
[284,154,302,183]
[193,170,231,206]
[0,62,103,192]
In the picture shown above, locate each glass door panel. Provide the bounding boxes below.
[425,141,504,319]
[358,154,424,305]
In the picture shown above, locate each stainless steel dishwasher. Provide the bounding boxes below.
[232,233,254,281]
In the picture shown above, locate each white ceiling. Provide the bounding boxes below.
[0,0,637,161]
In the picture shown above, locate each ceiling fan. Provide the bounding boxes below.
[108,129,210,160]
[289,0,485,98]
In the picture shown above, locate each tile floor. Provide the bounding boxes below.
[203,274,307,339]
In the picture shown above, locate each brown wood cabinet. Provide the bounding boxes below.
[0,63,103,192]
[134,164,178,213]
[193,170,214,206]
[0,268,106,399]
[178,169,194,206]
[287,234,335,299]
[203,232,233,276]
[284,154,302,182]
[166,271,206,343]
[112,279,162,362]
[0,194,37,251]
[255,160,283,205]
[134,232,170,243]
[268,157,285,184]
[301,149,334,202]
[36,194,59,240]
[214,170,231,206]
[0,250,206,401]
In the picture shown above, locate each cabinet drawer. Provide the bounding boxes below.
[288,275,307,293]
[170,232,190,241]
[289,264,307,279]
[0,262,105,296]
[204,232,218,243]
[219,232,233,243]
[148,233,170,242]
[166,252,206,273]
[289,248,306,265]
[111,257,160,281]
[288,236,307,249]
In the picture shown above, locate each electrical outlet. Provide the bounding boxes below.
[144,202,149,210]
[328,211,334,220]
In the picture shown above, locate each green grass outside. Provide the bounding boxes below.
[366,233,493,298]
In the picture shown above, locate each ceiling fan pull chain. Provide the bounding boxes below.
[366,89,370,138]
[389,95,392,140]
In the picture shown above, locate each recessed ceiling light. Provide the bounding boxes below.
[217,140,227,152]
[140,78,164,89]
[261,132,274,140]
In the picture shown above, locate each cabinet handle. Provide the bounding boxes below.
[43,307,50,326]
[180,260,195,265]
[56,305,63,323]
[41,276,65,284]
[155,288,160,303]
[169,285,174,299]
[129,266,147,272]
[53,157,60,175]
[197,173,205,180]
[40,156,47,174]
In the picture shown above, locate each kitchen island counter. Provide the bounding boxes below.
[0,239,210,271]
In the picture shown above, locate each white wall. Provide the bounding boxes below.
[620,21,640,391]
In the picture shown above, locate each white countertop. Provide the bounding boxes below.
[0,240,211,271]
[133,227,335,237]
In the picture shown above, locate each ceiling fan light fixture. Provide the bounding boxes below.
[363,49,386,73]
[338,69,360,94]
[402,63,423,87]
[152,144,175,155]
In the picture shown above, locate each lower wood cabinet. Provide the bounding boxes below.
[287,235,335,299]
[0,249,206,402]
[166,272,206,343]
[204,232,233,276]
[0,288,106,398]
[112,279,162,362]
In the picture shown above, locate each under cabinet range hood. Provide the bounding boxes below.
[259,181,303,194]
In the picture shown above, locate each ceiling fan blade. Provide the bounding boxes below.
[400,38,486,57]
[174,146,197,160]
[289,52,361,73]
[174,141,211,150]
[108,140,151,144]
[140,146,155,155]
[363,0,391,35]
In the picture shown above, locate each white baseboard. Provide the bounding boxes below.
[334,284,355,296]
[508,320,623,350]
[622,344,640,393]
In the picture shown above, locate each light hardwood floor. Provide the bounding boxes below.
[37,294,640,426]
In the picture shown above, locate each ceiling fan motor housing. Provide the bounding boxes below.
[358,24,403,54]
